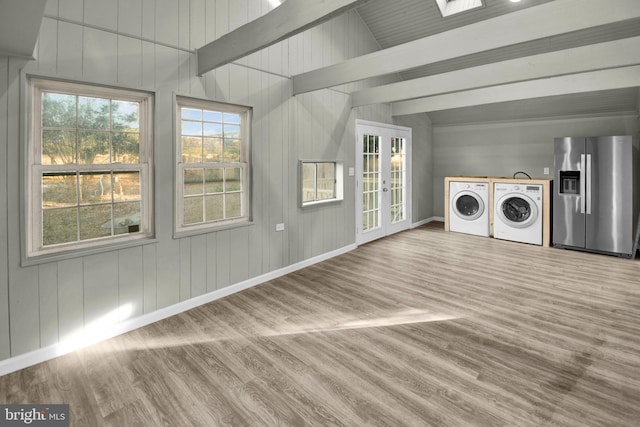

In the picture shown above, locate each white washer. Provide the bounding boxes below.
[493,182,543,245]
[449,181,490,237]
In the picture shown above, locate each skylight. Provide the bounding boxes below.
[435,0,484,17]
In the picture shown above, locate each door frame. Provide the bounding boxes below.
[355,119,412,245]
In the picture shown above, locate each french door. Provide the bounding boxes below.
[356,121,411,245]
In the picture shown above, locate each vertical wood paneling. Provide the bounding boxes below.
[190,235,207,298]
[0,58,9,360]
[57,21,83,78]
[179,238,191,301]
[118,246,144,319]
[215,0,229,39]
[45,0,59,16]
[141,0,155,41]
[57,258,84,342]
[178,0,190,51]
[38,263,59,347]
[83,252,119,326]
[83,28,118,84]
[9,267,40,355]
[6,57,39,357]
[58,0,83,22]
[142,244,157,314]
[206,233,217,292]
[248,68,264,279]
[118,0,142,37]
[228,227,249,285]
[204,0,216,44]
[178,50,191,94]
[37,17,58,75]
[216,230,230,289]
[190,0,205,50]
[84,0,118,31]
[155,0,179,47]
[117,36,143,87]
[155,44,179,87]
[141,41,155,88]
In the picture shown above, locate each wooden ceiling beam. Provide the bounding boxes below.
[196,0,370,76]
[390,65,640,116]
[352,37,640,107]
[292,0,640,95]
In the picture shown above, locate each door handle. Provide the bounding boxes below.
[580,154,586,214]
[585,154,592,215]
[383,188,388,192]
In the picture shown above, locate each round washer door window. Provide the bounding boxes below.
[453,191,484,221]
[498,194,537,228]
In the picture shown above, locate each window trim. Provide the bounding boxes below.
[174,95,252,237]
[299,160,344,208]
[25,78,155,261]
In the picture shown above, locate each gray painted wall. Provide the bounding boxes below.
[432,115,640,217]
[0,0,432,363]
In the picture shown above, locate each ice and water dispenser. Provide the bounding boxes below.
[559,171,580,195]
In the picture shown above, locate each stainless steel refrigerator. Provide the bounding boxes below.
[553,135,638,258]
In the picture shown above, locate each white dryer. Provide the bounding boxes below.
[493,182,543,245]
[449,181,490,237]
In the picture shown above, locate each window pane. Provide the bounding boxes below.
[223,124,240,138]
[203,137,222,162]
[79,204,112,240]
[78,96,110,130]
[182,136,202,163]
[42,130,77,165]
[225,193,241,218]
[113,171,140,202]
[79,172,111,204]
[225,168,242,192]
[182,120,202,136]
[204,110,222,122]
[223,112,240,124]
[112,132,140,163]
[205,194,224,222]
[43,173,77,208]
[184,169,204,195]
[113,202,141,235]
[79,131,110,164]
[42,93,77,128]
[317,163,335,200]
[112,100,139,131]
[223,138,240,162]
[182,108,202,121]
[43,207,78,245]
[183,197,203,225]
[302,163,316,202]
[205,169,223,194]
[203,122,222,137]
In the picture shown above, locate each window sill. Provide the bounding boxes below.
[300,198,343,208]
[21,236,159,267]
[173,219,254,239]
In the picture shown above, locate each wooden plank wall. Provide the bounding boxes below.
[0,0,403,361]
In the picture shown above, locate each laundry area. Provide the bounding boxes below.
[443,136,640,258]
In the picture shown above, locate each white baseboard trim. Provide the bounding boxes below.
[411,216,444,228]
[0,243,357,377]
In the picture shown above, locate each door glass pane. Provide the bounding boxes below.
[362,134,380,232]
[390,137,406,224]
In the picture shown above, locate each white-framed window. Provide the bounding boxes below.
[175,96,252,234]
[27,78,154,259]
[299,160,343,207]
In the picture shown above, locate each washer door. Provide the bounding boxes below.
[497,193,538,228]
[452,191,485,221]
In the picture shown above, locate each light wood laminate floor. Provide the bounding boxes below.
[2,222,640,426]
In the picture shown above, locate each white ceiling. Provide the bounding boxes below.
[354,0,640,125]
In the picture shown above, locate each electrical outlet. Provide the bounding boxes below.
[543,167,550,175]
[275,223,285,232]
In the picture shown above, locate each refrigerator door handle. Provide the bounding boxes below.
[586,154,592,215]
[580,154,586,214]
